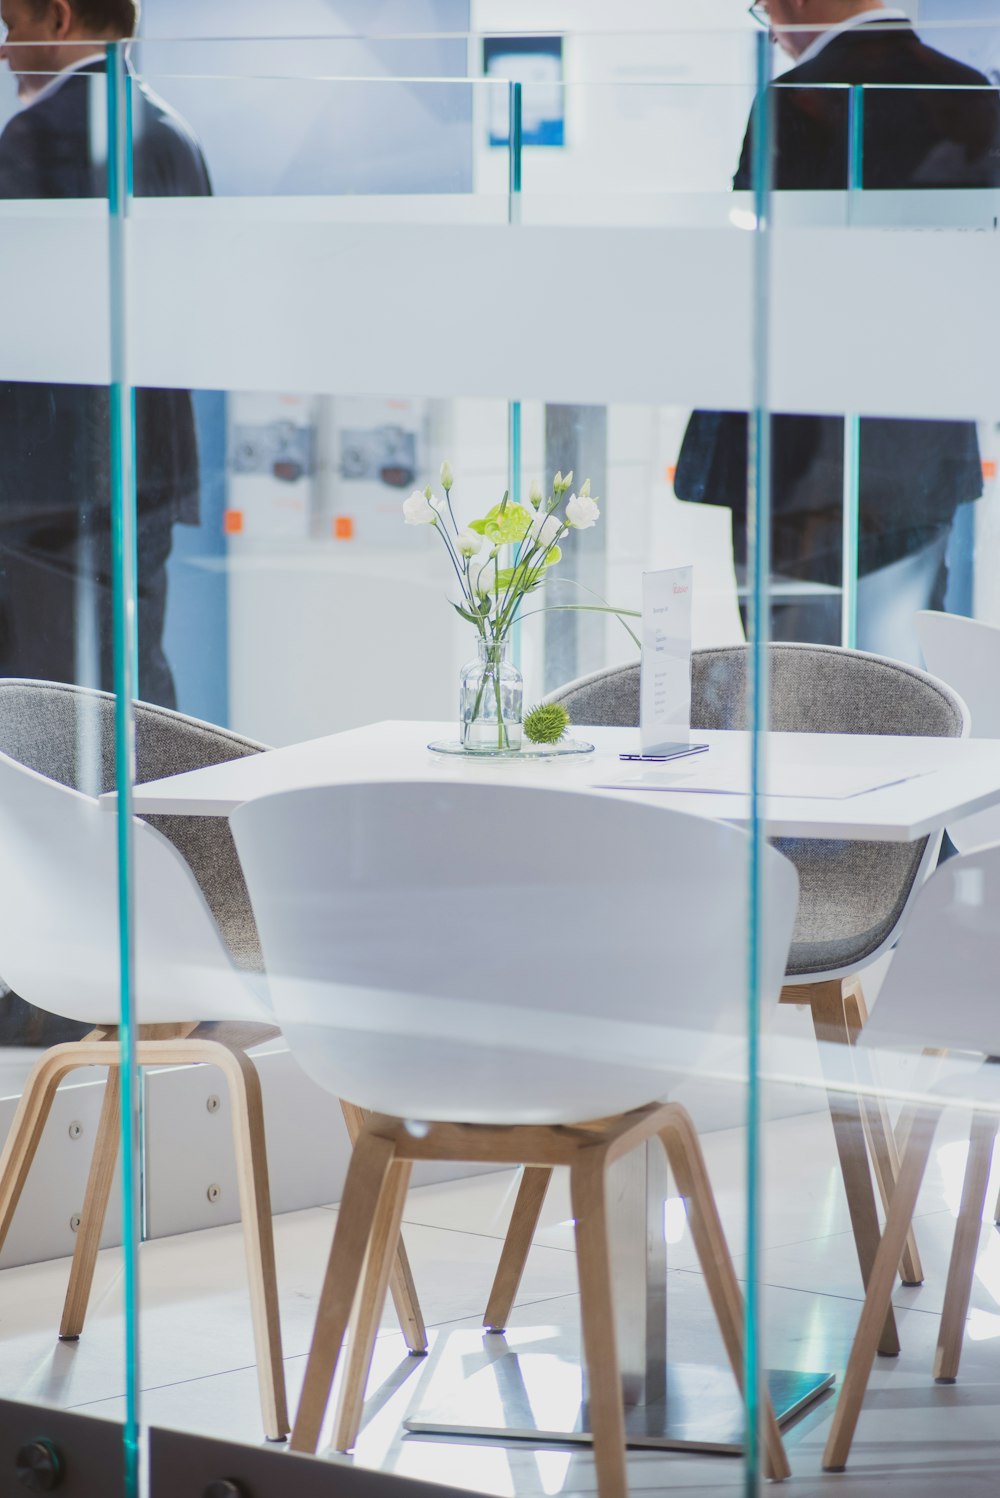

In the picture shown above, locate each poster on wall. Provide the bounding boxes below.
[483,35,564,147]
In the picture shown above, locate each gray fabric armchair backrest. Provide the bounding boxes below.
[546,645,967,977]
[0,680,266,973]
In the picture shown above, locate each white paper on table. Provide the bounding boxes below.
[593,764,932,800]
[640,565,693,755]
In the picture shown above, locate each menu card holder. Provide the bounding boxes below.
[640,566,693,756]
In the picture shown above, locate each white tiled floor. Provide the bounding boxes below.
[3,1105,1000,1494]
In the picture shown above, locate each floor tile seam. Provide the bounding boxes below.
[318,1202,579,1254]
[701,1203,960,1262]
[671,1264,962,1320]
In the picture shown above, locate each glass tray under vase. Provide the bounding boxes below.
[428,737,595,760]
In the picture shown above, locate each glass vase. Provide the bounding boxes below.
[460,635,523,751]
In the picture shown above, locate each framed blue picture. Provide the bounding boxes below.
[483,35,565,148]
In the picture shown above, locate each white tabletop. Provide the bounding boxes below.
[118,720,1000,843]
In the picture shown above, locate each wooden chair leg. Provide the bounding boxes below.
[569,1146,628,1498]
[60,1066,121,1340]
[484,1165,553,1332]
[333,1160,414,1452]
[215,1045,290,1442]
[290,1127,398,1456]
[842,979,924,1286]
[660,1109,790,1482]
[0,1046,80,1255]
[934,1110,998,1384]
[341,1100,427,1354]
[823,1106,939,1473]
[798,979,900,1357]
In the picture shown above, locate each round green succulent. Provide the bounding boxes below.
[523,703,570,745]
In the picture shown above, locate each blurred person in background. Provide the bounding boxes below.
[675,0,1000,660]
[0,0,210,710]
[0,0,210,1043]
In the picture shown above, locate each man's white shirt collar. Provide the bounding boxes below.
[795,9,910,69]
[21,52,106,110]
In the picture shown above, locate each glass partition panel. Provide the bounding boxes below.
[756,15,1000,1498]
[0,36,133,1498]
[122,30,767,1498]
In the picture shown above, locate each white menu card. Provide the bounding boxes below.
[640,565,693,755]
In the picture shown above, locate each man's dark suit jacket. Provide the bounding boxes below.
[675,20,1000,583]
[0,60,211,530]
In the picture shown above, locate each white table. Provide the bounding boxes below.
[125,719,1000,843]
[122,719,1000,1453]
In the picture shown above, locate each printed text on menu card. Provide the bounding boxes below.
[640,566,693,755]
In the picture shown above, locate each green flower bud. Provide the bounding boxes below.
[529,479,543,509]
[523,702,571,745]
[440,460,454,491]
[579,478,591,498]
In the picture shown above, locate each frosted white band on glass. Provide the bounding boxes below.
[2,194,999,420]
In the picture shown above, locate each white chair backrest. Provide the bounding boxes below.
[862,842,1000,1060]
[915,611,1000,852]
[231,781,799,1125]
[0,751,267,1025]
[916,612,1000,737]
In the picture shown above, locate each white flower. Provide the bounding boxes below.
[403,489,439,526]
[565,492,600,530]
[469,559,495,594]
[528,479,544,509]
[529,511,563,549]
[457,530,482,557]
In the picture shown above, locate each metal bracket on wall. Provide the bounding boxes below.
[150,1427,476,1498]
[0,1397,125,1496]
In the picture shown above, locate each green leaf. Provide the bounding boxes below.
[542,545,562,568]
[481,502,532,545]
[467,518,488,535]
[451,602,481,625]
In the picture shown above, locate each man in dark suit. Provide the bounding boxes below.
[675,1,1000,654]
[0,0,211,708]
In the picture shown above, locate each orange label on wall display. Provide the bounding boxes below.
[333,515,355,540]
[223,509,244,535]
[983,461,997,481]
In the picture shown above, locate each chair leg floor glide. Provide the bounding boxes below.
[292,1105,790,1496]
[0,1025,291,1442]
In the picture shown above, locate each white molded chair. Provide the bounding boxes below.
[916,610,1000,852]
[823,841,1000,1471]
[0,725,292,1439]
[489,645,968,1358]
[232,780,800,1493]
